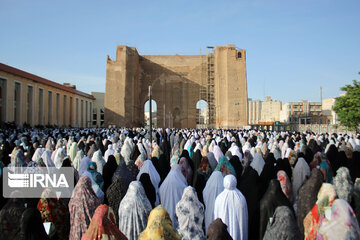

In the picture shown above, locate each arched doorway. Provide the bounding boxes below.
[196,100,209,129]
[144,100,157,127]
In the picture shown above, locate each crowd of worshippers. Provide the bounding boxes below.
[1,127,360,240]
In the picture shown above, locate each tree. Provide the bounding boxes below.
[333,74,360,133]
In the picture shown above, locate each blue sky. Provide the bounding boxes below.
[1,0,359,104]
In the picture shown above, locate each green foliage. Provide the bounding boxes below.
[333,77,360,132]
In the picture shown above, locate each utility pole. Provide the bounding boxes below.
[169,112,171,128]
[164,104,166,128]
[149,86,152,144]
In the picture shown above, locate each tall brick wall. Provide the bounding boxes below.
[105,45,248,128]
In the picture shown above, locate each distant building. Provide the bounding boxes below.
[280,100,331,124]
[322,97,339,125]
[196,109,202,124]
[202,107,209,124]
[248,97,282,124]
[196,107,209,125]
[0,63,95,127]
[248,99,261,125]
[91,92,104,127]
[144,112,157,127]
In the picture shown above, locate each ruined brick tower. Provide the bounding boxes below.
[105,44,248,129]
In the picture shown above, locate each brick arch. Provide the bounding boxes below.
[105,45,248,128]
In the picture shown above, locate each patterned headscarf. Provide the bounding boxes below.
[138,205,181,240]
[69,176,100,240]
[171,142,180,160]
[32,147,45,162]
[82,204,127,240]
[333,167,353,203]
[317,199,360,239]
[87,161,104,190]
[37,188,70,240]
[201,145,209,158]
[214,156,236,177]
[11,149,27,173]
[319,160,333,183]
[303,183,337,240]
[152,144,160,159]
[277,170,292,200]
[197,157,212,179]
[91,150,106,175]
[175,186,206,240]
[263,206,301,240]
[135,153,146,169]
[179,157,193,185]
[170,154,179,167]
[54,148,66,169]
[0,197,26,239]
[106,176,129,225]
[118,181,152,240]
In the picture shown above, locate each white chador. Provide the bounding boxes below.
[159,163,187,230]
[250,152,265,176]
[202,170,224,233]
[136,160,161,206]
[214,174,248,240]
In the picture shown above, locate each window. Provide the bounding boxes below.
[100,108,104,127]
[27,86,33,125]
[56,93,60,125]
[92,108,97,126]
[14,82,21,125]
[38,88,44,125]
[48,91,52,125]
[237,52,242,59]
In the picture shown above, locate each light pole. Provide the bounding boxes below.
[169,111,171,128]
[149,86,152,144]
[164,104,166,129]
